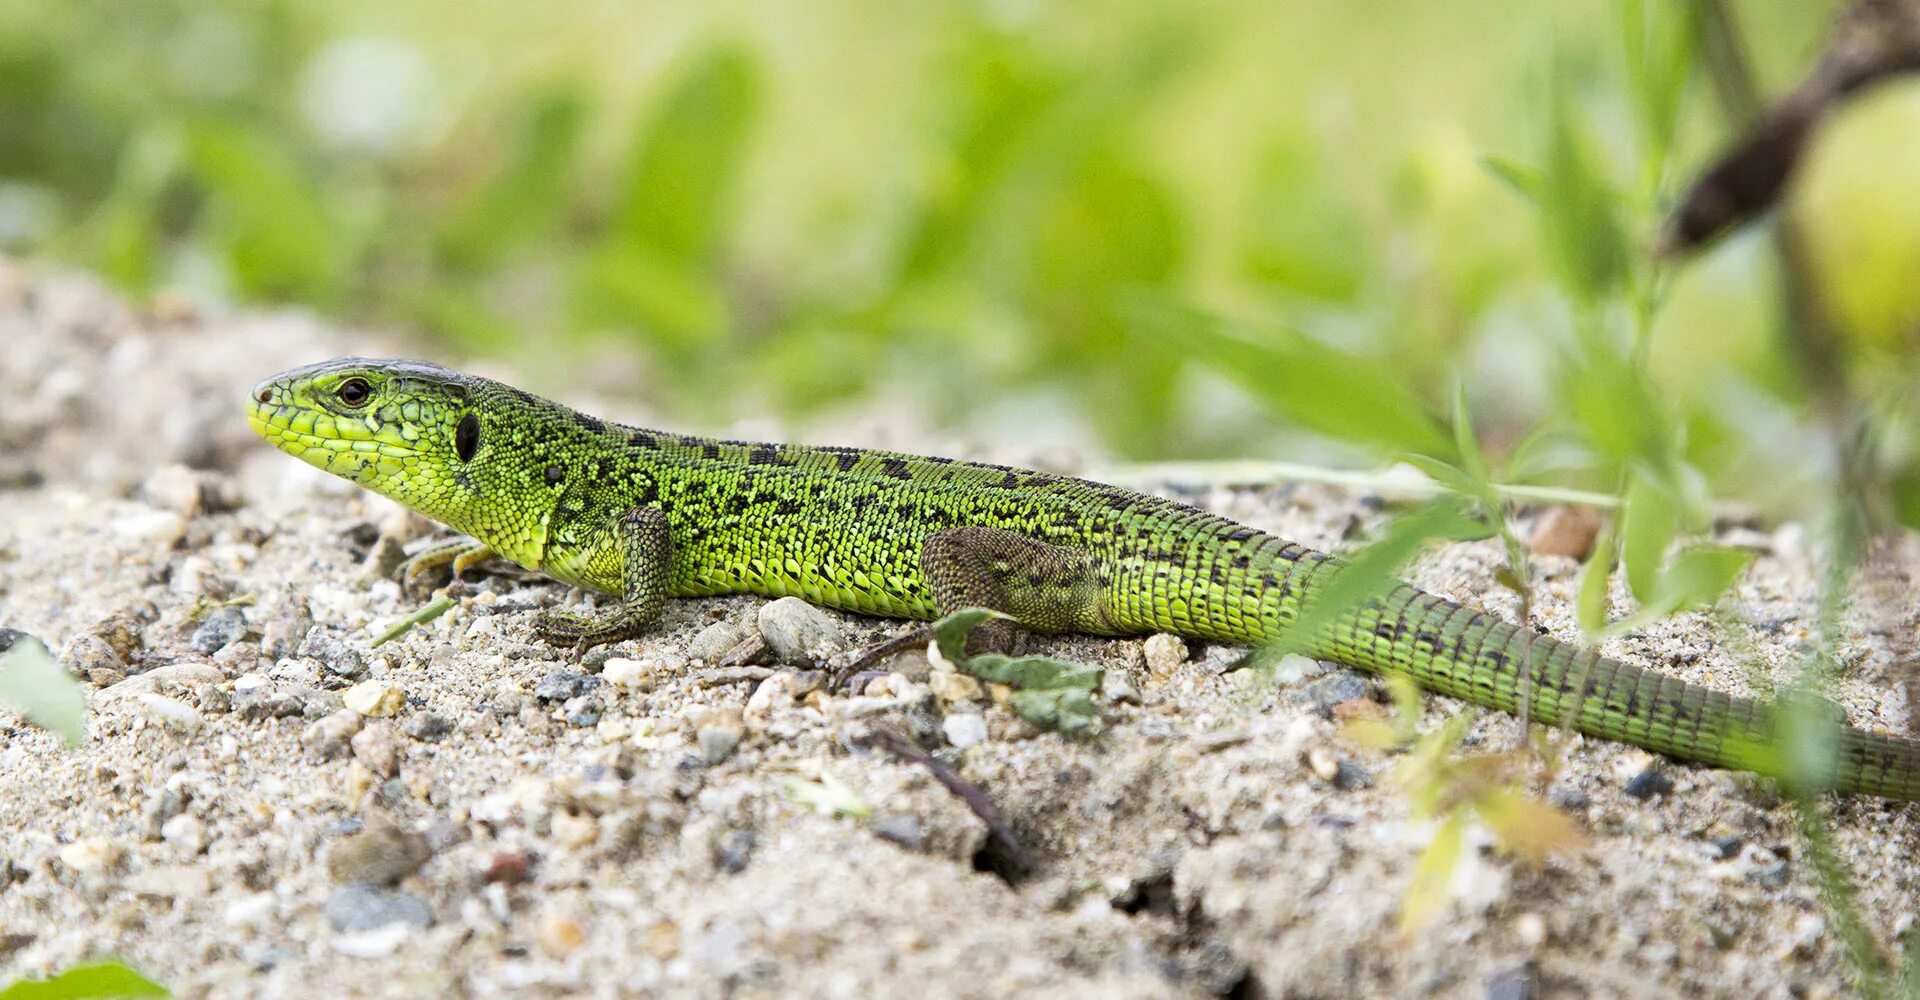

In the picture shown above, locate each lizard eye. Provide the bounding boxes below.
[337,378,372,407]
[454,414,481,462]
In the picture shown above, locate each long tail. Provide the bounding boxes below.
[1306,581,1920,801]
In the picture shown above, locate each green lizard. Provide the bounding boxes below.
[250,358,1920,800]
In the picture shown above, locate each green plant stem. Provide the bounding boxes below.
[1102,459,1629,510]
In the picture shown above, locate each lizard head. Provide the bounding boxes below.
[248,358,554,563]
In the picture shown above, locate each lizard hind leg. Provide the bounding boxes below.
[919,527,1115,649]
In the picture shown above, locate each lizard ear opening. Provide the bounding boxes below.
[455,414,481,463]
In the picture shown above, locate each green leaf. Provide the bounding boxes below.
[1644,545,1752,617]
[1480,154,1542,205]
[963,654,1101,691]
[1008,688,1099,737]
[185,120,348,302]
[1575,529,1616,635]
[1123,294,1451,456]
[779,773,871,819]
[1450,382,1490,486]
[0,636,86,748]
[0,960,168,999]
[1620,476,1678,604]
[370,595,456,648]
[927,607,1008,666]
[1400,810,1466,934]
[1619,0,1694,167]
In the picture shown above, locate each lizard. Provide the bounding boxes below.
[248,357,1920,800]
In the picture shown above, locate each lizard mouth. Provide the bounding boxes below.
[247,401,420,464]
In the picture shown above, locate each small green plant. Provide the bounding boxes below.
[0,960,168,999]
[927,608,1103,737]
[0,636,86,747]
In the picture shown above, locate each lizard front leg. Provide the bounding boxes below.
[533,506,673,650]
[919,526,1116,648]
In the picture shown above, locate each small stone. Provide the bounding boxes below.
[1332,759,1372,790]
[351,723,402,777]
[189,607,248,656]
[327,824,431,886]
[143,789,188,841]
[744,671,799,723]
[299,627,367,682]
[132,694,203,734]
[1530,505,1603,560]
[697,708,745,764]
[261,603,313,660]
[603,657,647,690]
[1547,787,1590,811]
[563,696,602,727]
[402,713,452,742]
[85,614,146,663]
[1142,633,1187,680]
[1269,654,1328,684]
[1306,746,1342,783]
[535,670,601,703]
[1709,834,1743,860]
[140,464,207,518]
[1486,965,1536,1000]
[756,598,846,666]
[1752,858,1790,889]
[1624,770,1674,800]
[342,680,405,718]
[302,710,363,760]
[484,852,531,886]
[538,913,586,958]
[1101,672,1141,705]
[57,838,123,874]
[943,713,989,749]
[359,536,408,585]
[927,671,983,704]
[61,633,125,681]
[1514,912,1548,948]
[688,620,747,664]
[325,884,432,933]
[873,815,926,852]
[1789,913,1826,956]
[161,814,208,855]
[1301,670,1372,715]
[714,829,755,874]
[551,810,599,849]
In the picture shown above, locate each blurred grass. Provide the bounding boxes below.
[2,0,1914,510]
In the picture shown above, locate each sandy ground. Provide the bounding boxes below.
[2,262,1918,999]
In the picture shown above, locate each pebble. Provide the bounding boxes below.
[1142,634,1187,680]
[563,696,602,727]
[1752,859,1790,889]
[744,670,801,722]
[342,680,405,718]
[325,884,432,933]
[188,607,249,655]
[161,814,209,855]
[943,713,989,749]
[927,670,983,704]
[714,829,755,874]
[603,657,647,690]
[697,708,745,764]
[302,710,363,759]
[1306,747,1341,783]
[143,788,188,841]
[61,632,125,685]
[873,815,926,852]
[688,620,747,664]
[1514,912,1548,948]
[535,670,601,703]
[300,627,367,682]
[1623,770,1674,800]
[403,713,452,742]
[1485,965,1536,1000]
[57,838,122,874]
[756,598,846,666]
[132,693,203,733]
[1547,787,1591,811]
[551,810,599,849]
[359,536,408,585]
[484,852,531,886]
[351,723,402,777]
[328,824,431,885]
[1529,505,1603,559]
[538,913,586,958]
[126,864,211,901]
[1101,672,1141,705]
[1788,913,1826,956]
[1301,670,1372,714]
[261,603,313,660]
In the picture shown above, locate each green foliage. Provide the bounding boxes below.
[928,608,1102,736]
[0,636,86,748]
[0,961,167,999]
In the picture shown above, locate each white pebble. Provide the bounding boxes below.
[942,713,989,749]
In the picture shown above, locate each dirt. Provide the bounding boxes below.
[1,260,1917,999]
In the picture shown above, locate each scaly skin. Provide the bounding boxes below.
[249,358,1920,800]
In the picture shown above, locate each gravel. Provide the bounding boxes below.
[0,264,1910,999]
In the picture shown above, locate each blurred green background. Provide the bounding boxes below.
[3,0,1916,511]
